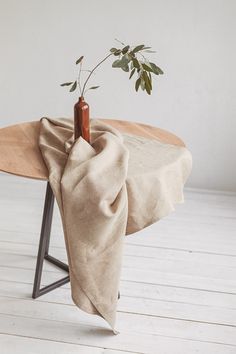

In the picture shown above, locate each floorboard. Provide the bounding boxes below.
[0,173,236,353]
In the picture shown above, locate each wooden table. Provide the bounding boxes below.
[0,118,186,299]
[0,119,185,181]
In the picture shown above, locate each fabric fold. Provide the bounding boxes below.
[38,117,192,333]
[39,117,129,333]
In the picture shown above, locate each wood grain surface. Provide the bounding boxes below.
[0,119,185,181]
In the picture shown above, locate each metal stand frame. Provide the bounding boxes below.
[32,182,70,298]
[32,182,120,300]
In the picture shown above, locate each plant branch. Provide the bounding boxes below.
[81,52,113,97]
[78,61,83,96]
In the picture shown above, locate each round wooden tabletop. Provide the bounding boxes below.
[0,119,185,181]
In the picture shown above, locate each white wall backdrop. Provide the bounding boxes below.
[0,0,235,191]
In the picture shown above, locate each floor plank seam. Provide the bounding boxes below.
[1,312,236,347]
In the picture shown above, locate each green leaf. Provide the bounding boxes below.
[132,58,140,69]
[132,44,145,53]
[112,56,130,70]
[122,45,130,54]
[129,68,135,79]
[69,81,77,92]
[60,82,73,86]
[110,47,118,53]
[148,72,152,90]
[88,86,100,90]
[112,59,122,68]
[150,62,164,75]
[140,77,146,90]
[129,51,135,58]
[142,63,153,72]
[143,71,151,86]
[121,65,129,72]
[146,84,151,95]
[114,49,122,56]
[144,50,156,53]
[126,53,133,60]
[156,66,164,74]
[144,60,153,69]
[76,56,84,64]
[120,54,130,66]
[135,78,141,92]
[143,71,152,94]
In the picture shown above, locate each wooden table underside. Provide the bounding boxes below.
[0,119,185,181]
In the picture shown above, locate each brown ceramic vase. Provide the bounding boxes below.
[74,96,90,143]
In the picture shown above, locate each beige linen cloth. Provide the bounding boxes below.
[39,117,192,334]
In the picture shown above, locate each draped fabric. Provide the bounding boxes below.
[39,117,192,333]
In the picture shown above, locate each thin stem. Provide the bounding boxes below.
[115,38,125,46]
[137,51,147,61]
[78,61,83,96]
[81,52,113,97]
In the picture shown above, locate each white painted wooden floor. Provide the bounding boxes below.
[0,172,236,354]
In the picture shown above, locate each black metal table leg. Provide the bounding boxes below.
[32,181,120,300]
[32,182,70,299]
